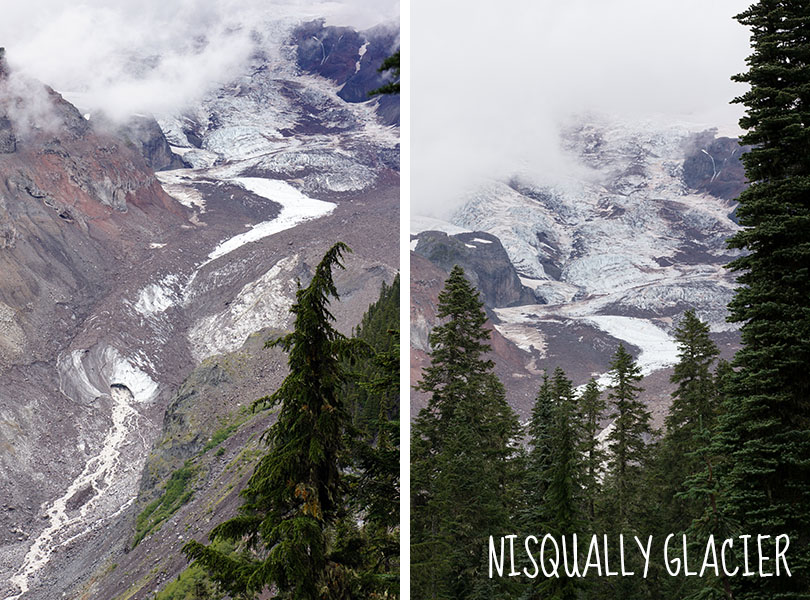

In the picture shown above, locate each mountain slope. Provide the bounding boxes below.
[0,19,398,600]
[412,119,745,418]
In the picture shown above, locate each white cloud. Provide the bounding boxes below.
[0,0,398,121]
[412,0,751,216]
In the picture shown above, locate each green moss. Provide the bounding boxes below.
[153,540,234,599]
[133,462,196,547]
[201,422,239,453]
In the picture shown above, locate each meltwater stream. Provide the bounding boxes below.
[5,176,337,599]
[4,385,146,600]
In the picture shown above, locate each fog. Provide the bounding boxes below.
[0,0,398,121]
[412,0,752,217]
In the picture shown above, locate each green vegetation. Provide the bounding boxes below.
[201,424,237,453]
[412,265,521,599]
[410,263,795,600]
[153,541,234,600]
[152,564,218,600]
[134,463,196,547]
[712,3,810,598]
[369,51,400,96]
[183,243,399,599]
[346,275,400,432]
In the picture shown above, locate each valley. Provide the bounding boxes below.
[0,19,398,600]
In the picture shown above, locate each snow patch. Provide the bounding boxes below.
[411,215,471,236]
[155,170,206,212]
[133,274,181,317]
[583,316,679,376]
[356,41,369,73]
[187,255,299,361]
[202,178,335,265]
[493,323,547,356]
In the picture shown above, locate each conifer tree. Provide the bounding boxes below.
[656,311,722,531]
[667,310,720,437]
[349,328,400,598]
[644,312,723,599]
[604,344,652,528]
[521,374,554,531]
[578,378,605,523]
[716,3,810,597]
[370,51,400,96]
[535,368,584,600]
[183,243,358,599]
[411,265,521,600]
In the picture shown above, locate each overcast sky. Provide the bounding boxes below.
[412,0,753,216]
[0,0,398,120]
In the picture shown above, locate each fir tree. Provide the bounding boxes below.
[667,310,720,437]
[716,2,810,597]
[183,243,358,599]
[647,312,723,599]
[411,265,521,600]
[535,368,584,600]
[521,374,554,532]
[347,275,400,432]
[578,378,606,524]
[348,328,400,597]
[657,311,722,531]
[604,344,652,529]
[370,51,400,96]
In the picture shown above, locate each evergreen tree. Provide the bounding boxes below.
[646,312,723,599]
[578,378,605,524]
[657,310,722,531]
[667,310,720,437]
[521,374,554,532]
[604,344,652,529]
[347,275,400,432]
[183,243,358,599]
[411,265,521,600]
[348,327,400,598]
[716,2,810,597]
[535,368,584,600]
[370,51,400,96]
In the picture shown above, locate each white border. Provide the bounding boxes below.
[399,0,411,597]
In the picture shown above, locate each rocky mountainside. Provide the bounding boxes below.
[412,119,746,419]
[0,18,398,600]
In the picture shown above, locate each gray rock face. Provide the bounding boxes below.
[0,51,16,154]
[413,230,538,309]
[0,19,399,600]
[292,20,400,126]
[115,115,185,171]
[0,116,15,153]
[683,133,749,200]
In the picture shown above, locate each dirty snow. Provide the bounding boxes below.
[6,348,155,600]
[203,178,335,265]
[410,215,472,236]
[187,255,299,361]
[493,323,547,356]
[155,170,206,212]
[583,316,679,375]
[133,275,181,317]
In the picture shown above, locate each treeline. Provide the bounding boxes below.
[410,265,802,600]
[414,1,810,598]
[181,244,400,600]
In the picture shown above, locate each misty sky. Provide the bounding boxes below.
[412,0,753,217]
[0,0,398,121]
